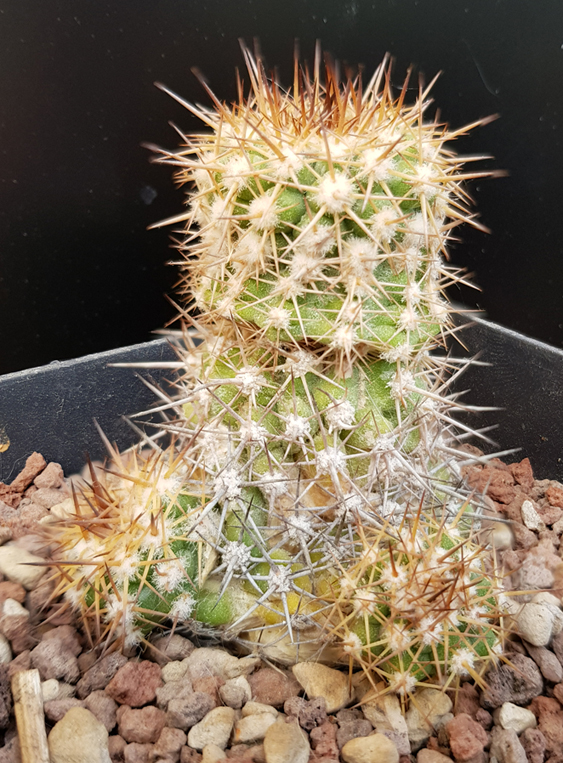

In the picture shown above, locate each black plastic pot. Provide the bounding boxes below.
[0,317,562,481]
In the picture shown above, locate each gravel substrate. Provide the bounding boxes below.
[1,452,563,762]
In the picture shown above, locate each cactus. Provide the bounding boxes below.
[49,46,506,696]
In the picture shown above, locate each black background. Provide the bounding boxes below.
[1,0,562,375]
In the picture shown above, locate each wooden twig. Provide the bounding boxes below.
[11,669,50,763]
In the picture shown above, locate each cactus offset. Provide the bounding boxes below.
[49,47,507,697]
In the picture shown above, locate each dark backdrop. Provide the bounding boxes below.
[1,0,562,375]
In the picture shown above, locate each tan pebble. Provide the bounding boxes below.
[48,706,111,763]
[187,706,235,751]
[201,743,227,762]
[0,634,12,664]
[242,701,278,718]
[41,678,61,702]
[341,733,399,763]
[263,719,310,763]
[0,545,45,589]
[161,660,189,683]
[292,662,351,713]
[233,712,278,743]
[417,750,454,763]
[185,648,241,681]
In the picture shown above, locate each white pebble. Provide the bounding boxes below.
[42,679,61,703]
[264,719,310,763]
[3,598,29,619]
[0,544,45,589]
[201,743,227,763]
[161,660,188,683]
[233,712,278,743]
[187,707,235,751]
[242,701,278,718]
[219,675,252,709]
[0,634,11,664]
[516,601,556,646]
[521,500,545,531]
[493,702,537,734]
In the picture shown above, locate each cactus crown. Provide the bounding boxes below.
[48,46,506,701]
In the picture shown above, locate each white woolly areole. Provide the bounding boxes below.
[315,173,354,214]
[267,306,291,330]
[371,208,398,243]
[274,148,303,178]
[298,223,336,256]
[236,368,265,395]
[259,471,287,499]
[388,370,415,400]
[194,167,214,192]
[390,671,417,696]
[239,420,267,442]
[214,468,242,500]
[381,343,413,363]
[268,565,292,594]
[330,324,358,354]
[169,592,196,621]
[336,493,363,521]
[412,163,441,198]
[449,647,476,677]
[285,414,311,440]
[352,589,378,615]
[361,147,394,181]
[420,616,442,646]
[284,349,319,376]
[325,400,356,432]
[342,237,379,280]
[290,251,324,282]
[248,195,279,231]
[285,513,313,543]
[222,541,253,573]
[342,632,363,655]
[221,155,250,190]
[316,447,346,475]
[154,559,186,594]
[234,231,268,269]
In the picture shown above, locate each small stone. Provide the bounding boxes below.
[48,706,111,763]
[187,706,236,751]
[30,639,80,683]
[292,662,351,713]
[445,714,488,762]
[417,752,453,763]
[524,642,563,682]
[117,705,167,744]
[516,602,556,646]
[233,713,278,743]
[76,653,128,698]
[191,676,224,705]
[336,720,374,749]
[520,727,546,763]
[284,696,327,731]
[263,719,310,763]
[108,734,126,763]
[105,661,163,707]
[528,695,563,755]
[162,660,189,683]
[241,702,278,718]
[219,675,252,709]
[493,702,537,734]
[310,719,339,761]
[167,693,216,730]
[481,653,543,709]
[41,625,82,656]
[200,743,226,763]
[185,648,240,682]
[10,452,46,491]
[153,726,187,761]
[0,581,25,606]
[123,743,153,763]
[155,678,194,710]
[34,461,64,489]
[0,544,45,589]
[180,748,203,763]
[341,733,399,763]
[248,668,301,708]
[489,726,527,763]
[44,697,85,722]
[42,678,62,702]
[0,636,11,665]
[84,691,118,732]
[521,499,545,530]
[147,634,195,666]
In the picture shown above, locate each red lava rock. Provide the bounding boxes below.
[32,487,67,509]
[335,709,364,724]
[146,633,195,666]
[524,643,563,683]
[117,704,167,744]
[474,708,493,731]
[166,692,215,730]
[481,653,543,710]
[153,726,187,761]
[191,675,224,705]
[84,690,118,732]
[0,735,21,763]
[0,667,12,730]
[34,462,64,489]
[9,453,47,493]
[180,747,203,763]
[247,667,302,708]
[76,652,129,699]
[106,661,163,707]
[44,697,85,722]
[123,742,154,763]
[445,713,488,762]
[466,465,516,504]
[0,583,25,607]
[108,734,126,762]
[41,624,82,656]
[0,600,36,654]
[510,458,535,491]
[77,650,98,675]
[520,727,547,763]
[452,683,480,719]
[310,720,339,762]
[529,695,563,755]
[30,638,80,683]
[547,484,563,508]
[284,696,327,731]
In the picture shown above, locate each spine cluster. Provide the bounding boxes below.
[49,47,505,698]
